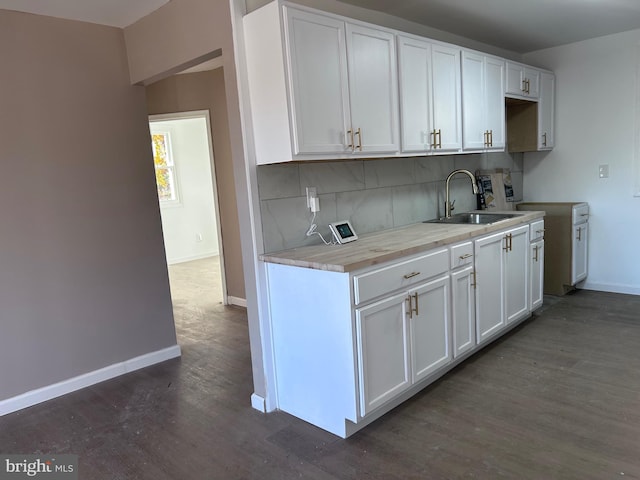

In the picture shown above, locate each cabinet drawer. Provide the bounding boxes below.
[450,241,473,269]
[354,248,448,305]
[572,203,589,225]
[530,219,545,241]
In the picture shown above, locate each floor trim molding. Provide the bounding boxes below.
[583,282,640,296]
[228,296,247,308]
[251,393,266,412]
[0,345,182,417]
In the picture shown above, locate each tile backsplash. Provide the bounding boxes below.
[258,152,523,252]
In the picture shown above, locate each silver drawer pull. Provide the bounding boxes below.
[403,272,421,279]
[459,253,472,260]
[536,229,546,234]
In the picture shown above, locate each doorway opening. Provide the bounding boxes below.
[149,111,227,317]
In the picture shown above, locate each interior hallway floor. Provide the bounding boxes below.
[1,266,640,479]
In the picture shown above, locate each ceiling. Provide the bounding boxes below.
[1,0,640,53]
[335,0,640,53]
[0,0,170,28]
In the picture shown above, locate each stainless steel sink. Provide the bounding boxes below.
[425,212,518,225]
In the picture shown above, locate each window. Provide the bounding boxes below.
[151,132,179,203]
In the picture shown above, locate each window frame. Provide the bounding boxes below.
[151,130,182,207]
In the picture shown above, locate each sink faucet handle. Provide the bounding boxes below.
[450,199,455,212]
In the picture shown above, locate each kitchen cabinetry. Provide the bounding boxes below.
[461,50,505,151]
[244,2,555,163]
[517,202,588,295]
[355,292,411,414]
[355,269,451,415]
[475,224,529,343]
[450,242,476,357]
[244,3,398,164]
[264,214,542,438]
[345,23,399,154]
[506,61,540,99]
[398,36,462,153]
[355,249,451,415]
[572,222,588,284]
[529,219,545,311]
[538,71,555,150]
[505,70,554,153]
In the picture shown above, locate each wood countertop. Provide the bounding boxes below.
[260,211,545,273]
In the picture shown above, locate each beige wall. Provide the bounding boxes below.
[0,10,177,401]
[146,69,245,299]
[124,0,270,404]
[123,0,233,86]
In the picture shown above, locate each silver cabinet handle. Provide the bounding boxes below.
[403,271,421,279]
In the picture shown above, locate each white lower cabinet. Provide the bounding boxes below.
[450,241,476,357]
[409,275,451,382]
[356,272,451,416]
[572,222,588,284]
[355,292,411,415]
[530,219,545,311]
[530,239,545,311]
[265,218,542,438]
[474,224,529,344]
[505,225,529,324]
[474,231,505,343]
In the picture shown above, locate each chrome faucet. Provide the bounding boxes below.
[445,169,480,218]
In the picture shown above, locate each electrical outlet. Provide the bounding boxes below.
[306,187,317,209]
[310,196,320,213]
[598,164,609,178]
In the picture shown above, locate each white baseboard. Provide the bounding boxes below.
[582,282,640,296]
[251,393,266,412]
[167,252,219,265]
[228,296,247,308]
[0,345,182,417]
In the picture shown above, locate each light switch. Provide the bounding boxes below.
[598,164,609,178]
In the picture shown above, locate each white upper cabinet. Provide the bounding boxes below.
[461,50,505,151]
[431,44,463,152]
[398,36,433,152]
[243,2,553,163]
[345,23,399,154]
[506,61,540,99]
[538,71,555,150]
[398,36,462,154]
[285,8,351,155]
[244,3,399,164]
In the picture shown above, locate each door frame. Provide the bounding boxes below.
[149,110,229,305]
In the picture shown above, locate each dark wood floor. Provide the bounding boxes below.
[1,287,640,479]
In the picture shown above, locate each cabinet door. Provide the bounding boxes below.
[346,23,399,154]
[530,239,544,311]
[506,62,525,96]
[451,264,476,358]
[474,231,505,343]
[572,223,588,284]
[506,62,540,98]
[431,44,462,152]
[355,292,411,416]
[409,275,451,383]
[484,56,505,150]
[538,72,555,150]
[524,67,540,98]
[505,225,530,325]
[285,9,351,154]
[461,51,485,151]
[462,52,505,151]
[398,36,432,152]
